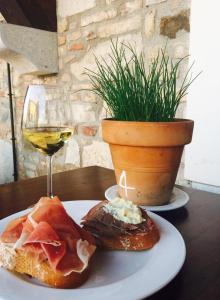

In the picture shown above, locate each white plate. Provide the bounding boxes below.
[105,185,189,212]
[0,200,185,300]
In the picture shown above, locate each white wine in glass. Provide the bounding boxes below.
[22,85,73,198]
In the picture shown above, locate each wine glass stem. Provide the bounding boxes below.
[47,155,53,198]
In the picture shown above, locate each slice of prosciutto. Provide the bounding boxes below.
[0,196,96,275]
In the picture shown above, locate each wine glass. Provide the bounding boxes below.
[21,85,73,198]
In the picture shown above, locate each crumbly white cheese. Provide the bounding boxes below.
[104,197,145,224]
[0,242,16,270]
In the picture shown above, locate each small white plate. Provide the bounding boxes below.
[0,200,185,300]
[105,185,189,212]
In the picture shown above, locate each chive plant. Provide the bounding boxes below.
[86,41,198,122]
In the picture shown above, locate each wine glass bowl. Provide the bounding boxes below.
[22,85,73,197]
[22,127,73,156]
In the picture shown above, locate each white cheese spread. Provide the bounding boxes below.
[0,242,16,270]
[104,197,145,224]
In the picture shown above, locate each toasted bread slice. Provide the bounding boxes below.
[82,200,160,251]
[0,246,90,288]
[0,196,96,289]
[95,217,159,251]
[15,249,90,288]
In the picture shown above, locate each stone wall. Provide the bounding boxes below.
[0,0,191,185]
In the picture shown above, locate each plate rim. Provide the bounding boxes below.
[105,185,189,212]
[0,200,186,300]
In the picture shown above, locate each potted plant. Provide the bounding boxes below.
[86,42,197,206]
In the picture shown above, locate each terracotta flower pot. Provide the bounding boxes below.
[102,119,194,206]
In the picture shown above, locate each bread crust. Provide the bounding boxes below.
[95,216,159,251]
[82,200,160,251]
[13,249,90,288]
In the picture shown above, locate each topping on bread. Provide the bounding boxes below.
[81,199,160,251]
[103,197,145,224]
[0,196,96,288]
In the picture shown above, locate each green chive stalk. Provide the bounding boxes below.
[86,41,198,122]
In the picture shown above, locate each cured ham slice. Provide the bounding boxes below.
[1,215,27,243]
[24,221,66,270]
[0,197,96,275]
[23,197,80,236]
[24,221,62,246]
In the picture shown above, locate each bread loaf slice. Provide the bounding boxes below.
[82,200,160,251]
[0,245,90,288]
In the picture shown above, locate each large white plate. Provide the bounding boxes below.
[105,185,189,212]
[0,200,185,300]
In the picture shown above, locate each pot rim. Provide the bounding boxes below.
[102,118,194,125]
[102,118,194,147]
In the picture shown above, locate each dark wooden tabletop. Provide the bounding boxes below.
[0,166,220,300]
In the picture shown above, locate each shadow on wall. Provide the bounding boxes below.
[0,139,13,184]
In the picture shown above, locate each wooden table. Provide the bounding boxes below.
[0,166,220,300]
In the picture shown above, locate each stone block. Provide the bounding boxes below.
[0,139,13,184]
[33,78,44,85]
[71,103,96,122]
[78,124,99,137]
[160,10,190,39]
[97,15,141,38]
[44,76,57,85]
[64,138,80,166]
[0,99,9,123]
[22,74,34,82]
[120,0,143,15]
[99,102,113,120]
[70,90,97,103]
[16,97,24,110]
[25,170,36,178]
[64,54,76,64]
[146,45,161,61]
[82,140,113,169]
[61,73,71,82]
[175,101,186,119]
[11,71,21,86]
[58,35,66,46]
[144,9,156,38]
[106,0,117,4]
[174,44,187,58]
[0,123,10,138]
[84,30,97,40]
[58,45,67,57]
[81,9,117,27]
[67,31,81,41]
[71,83,93,91]
[58,0,96,17]
[98,125,102,138]
[69,22,77,30]
[0,90,5,97]
[29,152,40,164]
[23,160,37,171]
[58,18,68,33]
[145,0,167,5]
[68,42,84,51]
